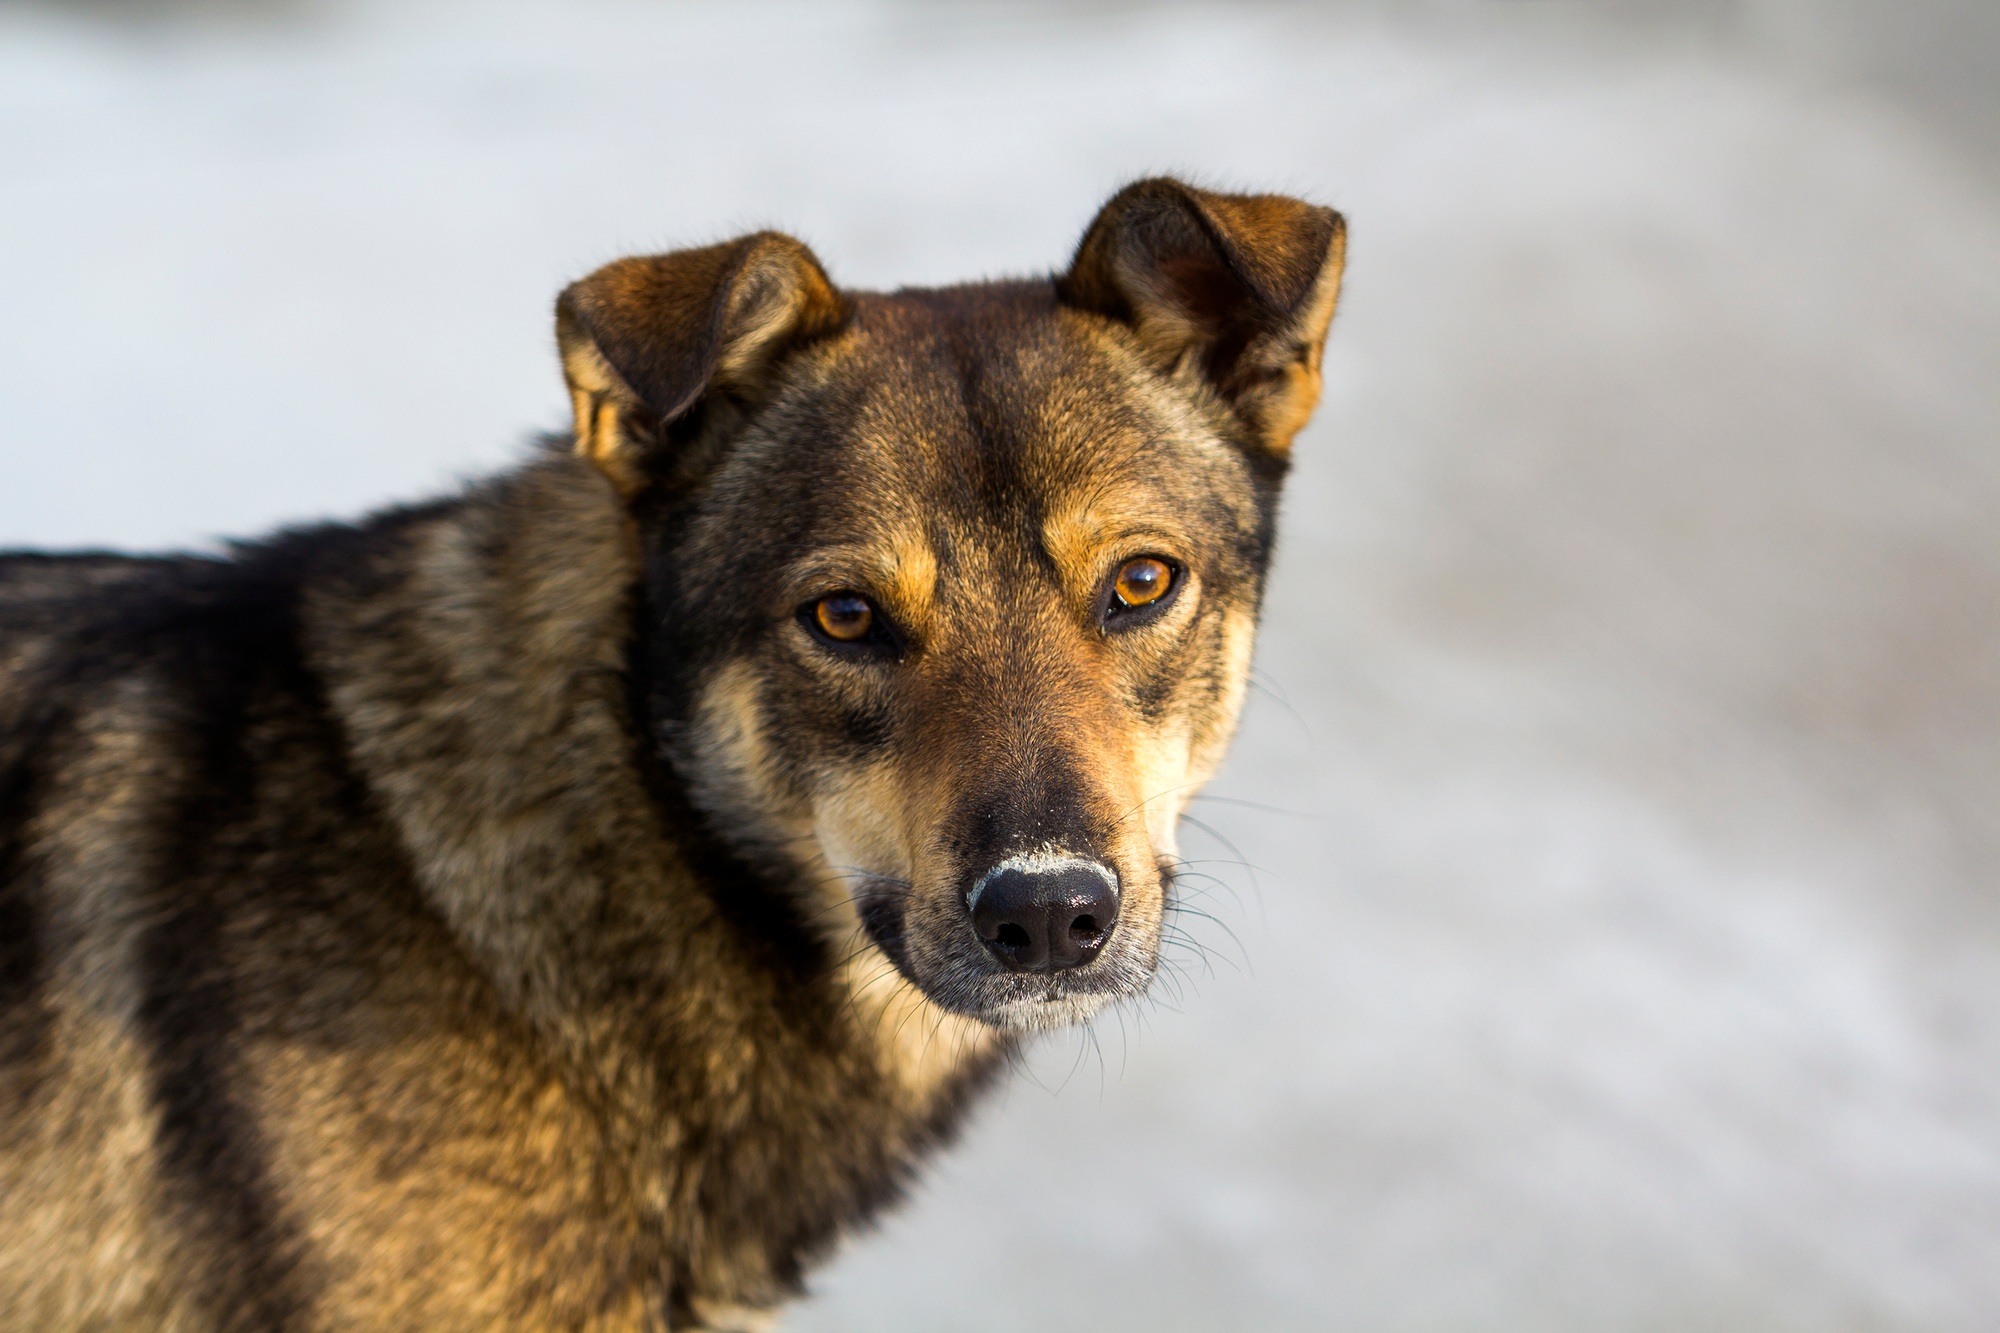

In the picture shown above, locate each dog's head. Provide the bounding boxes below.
[558,179,1343,1031]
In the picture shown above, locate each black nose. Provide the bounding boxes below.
[971,860,1119,972]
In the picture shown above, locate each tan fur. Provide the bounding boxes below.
[1,683,182,1328]
[1241,220,1348,452]
[564,336,646,495]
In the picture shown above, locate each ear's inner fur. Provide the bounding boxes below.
[1058,177,1347,454]
[557,233,850,493]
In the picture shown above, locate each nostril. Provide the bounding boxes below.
[970,859,1120,972]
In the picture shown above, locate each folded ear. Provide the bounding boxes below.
[556,232,850,492]
[1058,178,1346,454]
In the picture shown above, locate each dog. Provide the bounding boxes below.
[0,177,1345,1330]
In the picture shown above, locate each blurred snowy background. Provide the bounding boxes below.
[4,1,1998,1328]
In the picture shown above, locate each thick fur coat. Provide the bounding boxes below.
[0,179,1345,1330]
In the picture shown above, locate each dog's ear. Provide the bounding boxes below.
[1059,178,1346,455]
[557,232,849,492]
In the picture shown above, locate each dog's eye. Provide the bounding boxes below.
[1114,557,1172,608]
[800,592,901,658]
[1100,555,1182,631]
[814,594,874,642]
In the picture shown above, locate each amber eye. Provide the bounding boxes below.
[814,593,874,642]
[1113,557,1173,609]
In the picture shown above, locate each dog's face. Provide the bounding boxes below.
[558,180,1344,1032]
[659,286,1277,1031]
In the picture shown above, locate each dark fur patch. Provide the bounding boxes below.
[0,760,50,1113]
[130,565,319,1330]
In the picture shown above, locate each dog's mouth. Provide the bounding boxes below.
[854,879,1154,1032]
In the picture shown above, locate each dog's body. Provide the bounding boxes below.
[0,180,1344,1330]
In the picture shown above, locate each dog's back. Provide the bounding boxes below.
[2,497,779,1329]
[0,533,476,1329]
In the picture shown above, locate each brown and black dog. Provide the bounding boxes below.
[0,178,1345,1330]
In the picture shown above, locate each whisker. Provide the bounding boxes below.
[1164,903,1250,974]
[1175,815,1262,891]
[1106,779,1203,834]
[1187,793,1310,820]
[1248,670,1313,744]
[1161,867,1248,917]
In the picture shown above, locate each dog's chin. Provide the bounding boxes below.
[969,988,1120,1033]
[946,962,1156,1031]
